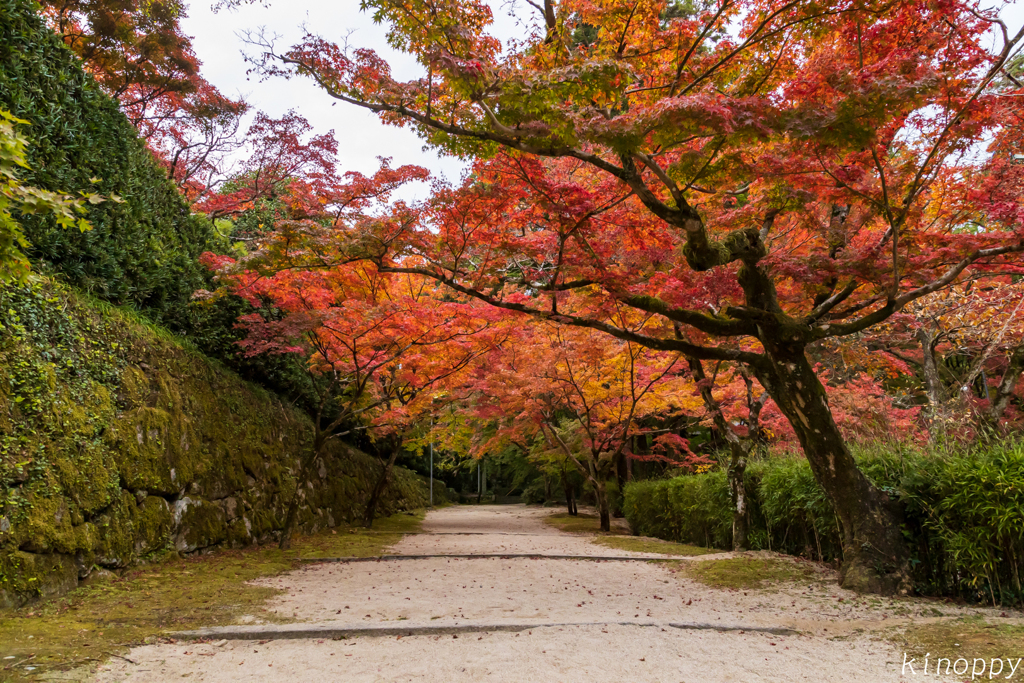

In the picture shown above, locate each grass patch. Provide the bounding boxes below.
[674,556,824,590]
[593,536,718,556]
[544,512,628,536]
[897,616,1024,664]
[0,511,423,680]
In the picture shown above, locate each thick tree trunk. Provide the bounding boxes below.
[758,343,911,594]
[364,448,400,528]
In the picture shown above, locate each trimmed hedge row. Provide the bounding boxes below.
[0,0,215,314]
[0,0,320,411]
[623,441,1024,606]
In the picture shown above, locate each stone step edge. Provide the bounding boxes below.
[174,620,801,641]
[297,554,697,563]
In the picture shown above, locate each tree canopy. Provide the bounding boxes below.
[228,0,1024,594]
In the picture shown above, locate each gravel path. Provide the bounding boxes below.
[91,505,986,682]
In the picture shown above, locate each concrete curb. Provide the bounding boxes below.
[174,620,801,641]
[298,554,688,563]
[352,532,569,536]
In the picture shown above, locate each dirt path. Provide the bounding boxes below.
[90,505,997,682]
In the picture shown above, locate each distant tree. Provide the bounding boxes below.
[469,319,706,531]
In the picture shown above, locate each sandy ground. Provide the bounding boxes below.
[86,625,904,683]
[90,505,1004,683]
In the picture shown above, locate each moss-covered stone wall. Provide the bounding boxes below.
[0,279,430,607]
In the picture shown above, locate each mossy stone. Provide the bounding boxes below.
[1,278,431,603]
[94,490,137,568]
[0,551,78,607]
[174,499,226,553]
[134,496,172,555]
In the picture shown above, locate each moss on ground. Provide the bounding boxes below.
[543,512,629,536]
[0,511,423,680]
[672,556,826,590]
[895,616,1024,664]
[593,536,718,557]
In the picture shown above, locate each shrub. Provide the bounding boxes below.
[0,0,319,412]
[623,441,1024,606]
[623,471,732,549]
[522,478,547,505]
[0,0,216,315]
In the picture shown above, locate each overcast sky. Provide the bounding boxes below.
[181,0,535,200]
[180,0,1024,200]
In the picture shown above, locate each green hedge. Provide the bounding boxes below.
[0,0,322,412]
[0,0,216,315]
[624,442,1024,606]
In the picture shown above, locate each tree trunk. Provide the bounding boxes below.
[917,327,944,436]
[613,450,627,518]
[727,444,749,552]
[279,435,326,550]
[686,355,752,552]
[561,469,577,516]
[476,459,483,504]
[594,478,611,532]
[364,448,400,528]
[757,342,911,595]
[988,346,1024,425]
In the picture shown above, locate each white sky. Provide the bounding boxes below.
[181,0,534,200]
[181,0,1024,200]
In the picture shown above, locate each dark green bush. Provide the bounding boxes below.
[522,479,547,505]
[0,0,321,412]
[623,470,732,549]
[624,441,1024,606]
[0,0,216,315]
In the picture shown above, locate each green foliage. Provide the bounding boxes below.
[622,470,733,549]
[0,4,322,413]
[593,535,715,557]
[0,0,216,312]
[0,110,110,283]
[544,511,628,535]
[624,442,1024,606]
[522,478,548,504]
[674,556,826,590]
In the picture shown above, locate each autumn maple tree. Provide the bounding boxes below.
[207,250,497,540]
[466,319,705,530]
[41,0,202,125]
[245,0,1024,593]
[867,280,1024,435]
[202,155,499,539]
[40,0,251,204]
